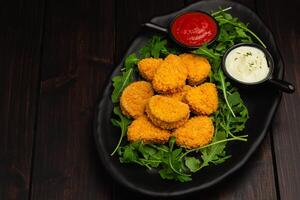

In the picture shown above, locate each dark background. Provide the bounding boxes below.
[0,0,299,199]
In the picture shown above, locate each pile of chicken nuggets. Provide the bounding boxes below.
[119,54,219,149]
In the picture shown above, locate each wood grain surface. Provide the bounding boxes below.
[0,0,45,199]
[256,0,300,199]
[0,0,299,199]
[30,0,115,199]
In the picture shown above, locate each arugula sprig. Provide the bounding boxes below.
[117,138,192,182]
[139,36,181,59]
[212,7,266,48]
[111,107,131,155]
[111,54,139,103]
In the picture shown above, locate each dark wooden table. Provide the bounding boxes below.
[1,0,299,199]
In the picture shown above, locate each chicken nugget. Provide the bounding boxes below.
[173,116,214,149]
[164,85,192,102]
[138,58,163,81]
[152,54,188,94]
[184,82,218,115]
[127,116,170,144]
[179,53,211,86]
[146,95,190,130]
[120,81,154,119]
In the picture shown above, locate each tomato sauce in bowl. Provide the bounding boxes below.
[170,12,218,48]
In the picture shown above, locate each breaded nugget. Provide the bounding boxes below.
[120,81,154,119]
[152,54,188,94]
[164,85,192,102]
[138,58,163,81]
[173,116,214,149]
[184,82,218,115]
[179,53,211,86]
[146,95,190,130]
[127,116,170,144]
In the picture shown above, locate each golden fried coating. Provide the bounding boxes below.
[173,116,214,149]
[146,95,190,130]
[127,116,170,144]
[184,82,218,115]
[120,81,154,119]
[137,58,163,81]
[152,54,188,94]
[164,85,192,102]
[179,53,211,86]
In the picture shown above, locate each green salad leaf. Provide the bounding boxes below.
[139,36,167,58]
[185,157,201,172]
[109,7,261,182]
[111,107,131,156]
[139,36,181,59]
[200,132,230,168]
[111,54,139,103]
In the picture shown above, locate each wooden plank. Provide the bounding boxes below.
[0,0,45,199]
[114,0,185,62]
[256,0,300,199]
[30,0,115,199]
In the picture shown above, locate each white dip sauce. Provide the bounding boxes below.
[225,46,270,83]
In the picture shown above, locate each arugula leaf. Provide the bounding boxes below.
[120,145,138,163]
[139,36,180,58]
[193,44,220,60]
[218,69,236,117]
[227,92,242,106]
[124,54,139,70]
[139,36,167,58]
[200,132,230,168]
[214,11,265,47]
[110,107,131,155]
[111,54,138,103]
[138,145,156,159]
[166,137,191,180]
[118,137,193,182]
[185,157,201,172]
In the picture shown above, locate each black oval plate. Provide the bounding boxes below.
[94,0,283,197]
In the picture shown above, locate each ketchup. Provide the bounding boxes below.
[170,12,218,47]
